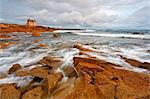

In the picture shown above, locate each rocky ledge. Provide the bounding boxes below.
[0,23,59,33]
[0,44,150,99]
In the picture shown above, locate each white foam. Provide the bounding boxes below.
[73,32,150,39]
[0,75,33,87]
[77,43,149,73]
[53,29,94,33]
[55,68,68,82]
[0,42,52,73]
[56,48,79,67]
[84,52,148,73]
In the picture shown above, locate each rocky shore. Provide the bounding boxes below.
[0,22,82,49]
[0,43,149,99]
[0,23,59,34]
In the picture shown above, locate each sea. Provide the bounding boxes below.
[0,29,149,85]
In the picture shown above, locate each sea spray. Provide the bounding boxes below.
[73,32,150,39]
[0,74,33,87]
[56,48,79,67]
[54,48,79,82]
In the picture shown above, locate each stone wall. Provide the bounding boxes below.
[26,19,37,27]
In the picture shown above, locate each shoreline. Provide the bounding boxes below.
[0,43,149,99]
[0,23,83,34]
[0,22,150,98]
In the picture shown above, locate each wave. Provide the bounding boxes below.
[73,32,150,39]
[53,29,95,33]
[0,31,149,74]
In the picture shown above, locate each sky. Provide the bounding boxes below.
[0,0,150,29]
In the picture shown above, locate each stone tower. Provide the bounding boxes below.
[26,19,37,27]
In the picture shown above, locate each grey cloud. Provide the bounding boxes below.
[0,0,149,28]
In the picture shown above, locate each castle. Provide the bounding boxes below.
[26,19,37,27]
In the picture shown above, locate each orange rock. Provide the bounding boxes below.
[42,73,63,94]
[39,56,63,69]
[73,43,98,52]
[38,43,48,48]
[34,39,41,43]
[15,69,31,77]
[22,86,44,99]
[0,23,58,33]
[65,77,98,99]
[0,34,11,38]
[30,66,50,79]
[72,56,150,99]
[50,77,76,98]
[32,32,41,37]
[63,66,77,78]
[125,58,142,67]
[120,56,150,70]
[73,56,120,71]
[0,84,21,99]
[16,66,50,79]
[73,56,106,66]
[0,42,17,49]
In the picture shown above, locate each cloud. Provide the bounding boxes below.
[111,5,150,29]
[1,0,150,28]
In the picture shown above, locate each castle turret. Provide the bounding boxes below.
[26,19,37,27]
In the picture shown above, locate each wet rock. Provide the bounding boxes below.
[15,69,31,77]
[18,77,44,93]
[50,78,75,98]
[132,32,144,35]
[63,66,77,78]
[8,64,22,74]
[38,43,48,48]
[0,72,7,79]
[73,56,120,72]
[42,72,63,94]
[34,39,41,43]
[33,77,44,82]
[65,77,98,99]
[73,43,98,52]
[94,72,117,98]
[0,23,58,33]
[39,56,63,69]
[73,56,150,99]
[0,34,11,38]
[30,66,50,79]
[125,58,142,67]
[147,50,150,53]
[105,67,149,98]
[22,86,44,99]
[73,56,106,67]
[52,33,61,38]
[32,32,41,37]
[57,43,72,50]
[0,42,17,49]
[139,62,150,70]
[122,57,150,70]
[0,84,21,99]
[115,82,139,99]
[16,66,51,79]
